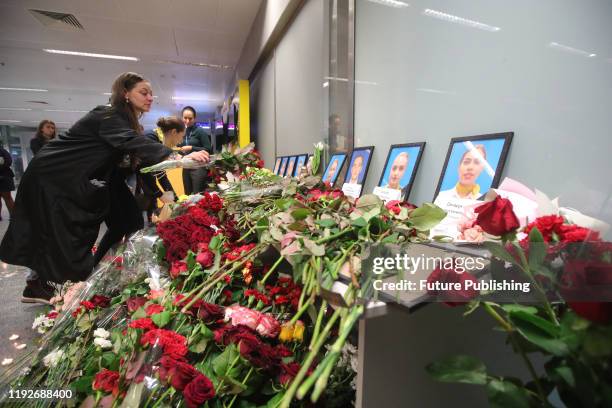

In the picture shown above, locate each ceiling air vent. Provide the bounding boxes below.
[28,9,84,31]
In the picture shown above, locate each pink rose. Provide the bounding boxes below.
[459,226,485,243]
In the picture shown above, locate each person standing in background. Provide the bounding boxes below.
[0,144,15,219]
[30,120,56,155]
[179,106,212,194]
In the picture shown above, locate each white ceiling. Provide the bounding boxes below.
[0,0,262,128]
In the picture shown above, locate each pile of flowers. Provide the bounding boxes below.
[0,145,445,408]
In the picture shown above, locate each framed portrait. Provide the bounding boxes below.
[294,154,308,177]
[342,146,375,198]
[322,153,347,186]
[279,157,289,177]
[273,157,282,175]
[374,143,426,202]
[285,156,297,178]
[433,132,513,202]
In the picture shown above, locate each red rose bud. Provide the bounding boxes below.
[93,369,120,394]
[196,250,215,268]
[426,264,479,306]
[475,196,520,237]
[183,374,216,408]
[126,296,147,313]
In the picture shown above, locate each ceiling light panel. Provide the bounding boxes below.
[43,49,139,61]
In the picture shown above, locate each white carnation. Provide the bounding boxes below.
[93,328,110,339]
[32,314,55,334]
[93,338,113,349]
[43,349,64,367]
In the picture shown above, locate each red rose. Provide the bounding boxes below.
[146,304,165,316]
[474,196,520,237]
[158,357,199,391]
[170,261,188,279]
[385,200,402,215]
[561,260,612,324]
[196,302,224,323]
[196,250,215,268]
[183,374,215,408]
[126,297,147,312]
[238,336,280,370]
[93,369,120,393]
[128,318,158,331]
[90,295,111,308]
[80,300,95,310]
[426,264,479,306]
[275,344,294,358]
[279,362,301,385]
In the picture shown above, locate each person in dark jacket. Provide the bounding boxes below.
[0,145,15,219]
[178,106,212,194]
[138,116,185,221]
[30,120,56,155]
[0,72,210,303]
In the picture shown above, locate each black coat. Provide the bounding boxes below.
[0,106,172,283]
[139,130,175,199]
[30,136,48,155]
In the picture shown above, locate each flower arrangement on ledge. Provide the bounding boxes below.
[427,195,612,407]
[0,143,445,408]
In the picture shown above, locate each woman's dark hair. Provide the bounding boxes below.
[181,106,197,118]
[110,72,147,134]
[157,116,185,133]
[35,120,56,139]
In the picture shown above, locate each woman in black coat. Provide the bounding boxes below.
[0,72,209,289]
[30,119,56,155]
[0,145,15,219]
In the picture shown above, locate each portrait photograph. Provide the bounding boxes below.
[344,146,374,186]
[377,143,425,201]
[322,153,347,185]
[433,132,513,202]
[286,156,297,178]
[273,157,282,175]
[279,157,289,177]
[294,154,308,177]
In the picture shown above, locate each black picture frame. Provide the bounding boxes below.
[433,132,513,201]
[343,146,375,189]
[294,154,308,177]
[279,156,289,177]
[322,153,347,186]
[273,157,282,175]
[377,142,426,202]
[285,156,297,178]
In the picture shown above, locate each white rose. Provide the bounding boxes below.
[43,349,64,367]
[93,328,110,339]
[94,338,113,349]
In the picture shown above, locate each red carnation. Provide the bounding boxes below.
[558,224,600,243]
[279,362,301,385]
[128,318,158,331]
[183,374,215,408]
[523,215,564,242]
[474,196,520,237]
[141,329,188,359]
[93,369,120,394]
[170,261,188,279]
[146,304,165,316]
[80,300,95,310]
[47,311,59,319]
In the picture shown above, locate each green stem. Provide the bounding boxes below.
[227,366,255,408]
[482,302,512,332]
[280,309,342,408]
[260,254,284,286]
[151,388,173,408]
[309,301,327,351]
[315,228,351,245]
[288,297,313,326]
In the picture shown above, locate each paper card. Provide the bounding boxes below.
[498,177,537,201]
[373,186,402,202]
[342,183,363,199]
[430,197,481,239]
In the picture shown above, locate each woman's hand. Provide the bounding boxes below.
[180,145,193,153]
[160,191,175,203]
[185,151,210,163]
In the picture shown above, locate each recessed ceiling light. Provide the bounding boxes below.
[43,49,139,61]
[44,109,88,113]
[0,119,22,123]
[0,87,48,92]
[0,107,33,111]
[423,9,501,32]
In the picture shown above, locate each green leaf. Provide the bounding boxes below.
[355,194,382,212]
[351,217,368,228]
[426,355,487,385]
[528,228,547,270]
[508,311,568,356]
[291,208,312,221]
[200,324,214,339]
[132,306,147,320]
[186,250,196,271]
[362,207,381,222]
[218,375,248,395]
[486,379,531,408]
[274,198,294,211]
[409,203,447,231]
[303,239,325,256]
[189,338,209,354]
[501,304,538,315]
[101,352,119,371]
[484,242,520,266]
[209,234,222,251]
[315,219,336,228]
[213,344,241,377]
[72,375,93,393]
[381,232,400,244]
[151,311,172,328]
[265,392,285,408]
[555,366,575,387]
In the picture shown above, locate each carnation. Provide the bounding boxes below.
[93,328,110,339]
[43,349,65,367]
[94,338,113,349]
